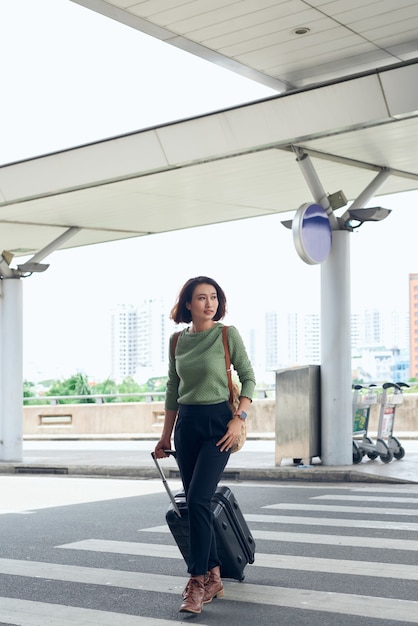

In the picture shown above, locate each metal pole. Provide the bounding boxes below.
[295,149,352,465]
[26,226,81,264]
[348,169,391,210]
[320,231,352,464]
[295,148,339,230]
[0,278,23,461]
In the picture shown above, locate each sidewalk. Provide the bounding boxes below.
[0,435,417,484]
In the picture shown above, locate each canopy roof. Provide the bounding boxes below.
[1,0,417,257]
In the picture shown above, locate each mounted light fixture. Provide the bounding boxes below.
[341,206,391,230]
[16,261,50,273]
[0,227,82,279]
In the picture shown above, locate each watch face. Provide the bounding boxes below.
[240,411,247,420]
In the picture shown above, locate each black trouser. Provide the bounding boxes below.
[174,401,231,576]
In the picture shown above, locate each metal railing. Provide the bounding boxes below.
[23,387,275,405]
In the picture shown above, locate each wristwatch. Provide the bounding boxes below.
[234,410,247,421]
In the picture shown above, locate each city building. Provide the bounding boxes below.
[137,298,175,380]
[110,299,177,383]
[264,311,320,372]
[351,309,410,383]
[262,307,409,384]
[110,296,411,385]
[409,273,418,379]
[110,304,138,382]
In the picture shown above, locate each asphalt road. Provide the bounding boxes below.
[0,475,417,625]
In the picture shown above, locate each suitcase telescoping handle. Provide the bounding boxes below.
[151,450,181,518]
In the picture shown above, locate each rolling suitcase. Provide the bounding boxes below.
[151,450,255,581]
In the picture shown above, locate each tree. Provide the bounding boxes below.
[117,376,143,401]
[147,376,168,392]
[23,380,35,398]
[46,372,94,403]
[23,380,44,405]
[91,377,118,402]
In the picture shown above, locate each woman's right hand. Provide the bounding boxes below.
[154,410,177,458]
[154,438,171,459]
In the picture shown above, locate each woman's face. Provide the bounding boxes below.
[187,283,219,322]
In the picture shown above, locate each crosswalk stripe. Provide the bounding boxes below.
[313,495,418,504]
[245,513,418,531]
[252,529,418,550]
[347,487,418,494]
[0,558,416,623]
[0,511,33,516]
[0,597,203,626]
[58,539,418,580]
[264,503,418,516]
[136,524,418,551]
[60,539,181,559]
[0,558,184,593]
[251,553,418,580]
[227,582,418,623]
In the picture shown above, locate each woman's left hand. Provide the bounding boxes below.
[216,417,243,452]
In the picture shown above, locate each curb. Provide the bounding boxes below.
[21,433,418,441]
[0,463,416,484]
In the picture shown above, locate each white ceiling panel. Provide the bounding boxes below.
[1,0,418,259]
[303,117,418,173]
[349,6,418,31]
[219,23,350,60]
[337,0,418,22]
[193,9,323,48]
[74,0,418,88]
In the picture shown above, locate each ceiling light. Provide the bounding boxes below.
[293,27,310,35]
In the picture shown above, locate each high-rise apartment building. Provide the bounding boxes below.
[265,311,279,370]
[364,309,382,345]
[352,309,409,351]
[351,312,362,350]
[264,311,320,371]
[137,298,174,378]
[287,312,299,365]
[110,296,412,384]
[302,314,321,363]
[265,310,296,370]
[110,299,176,382]
[262,307,409,383]
[351,308,409,382]
[110,304,138,382]
[409,273,418,378]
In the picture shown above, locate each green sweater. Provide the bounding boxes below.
[165,323,256,411]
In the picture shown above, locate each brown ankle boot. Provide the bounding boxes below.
[179,576,205,614]
[203,566,224,604]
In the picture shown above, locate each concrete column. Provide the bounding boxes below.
[320,230,352,465]
[0,278,23,461]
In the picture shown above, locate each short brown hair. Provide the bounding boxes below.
[170,276,227,324]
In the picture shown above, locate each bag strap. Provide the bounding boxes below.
[171,331,181,357]
[222,325,234,405]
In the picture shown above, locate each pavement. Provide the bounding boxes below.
[0,434,417,484]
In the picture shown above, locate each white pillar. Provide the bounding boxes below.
[0,278,23,462]
[320,230,352,465]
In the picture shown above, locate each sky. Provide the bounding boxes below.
[1,0,417,382]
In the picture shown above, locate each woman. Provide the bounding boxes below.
[154,276,256,614]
